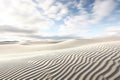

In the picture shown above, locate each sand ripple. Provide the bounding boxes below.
[0,40,120,80]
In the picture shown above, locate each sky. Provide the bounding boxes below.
[0,0,120,41]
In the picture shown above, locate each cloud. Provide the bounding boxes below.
[105,26,120,36]
[37,0,55,10]
[0,0,54,30]
[0,0,56,40]
[37,0,68,20]
[0,0,119,40]
[0,0,68,32]
[57,0,119,37]
[92,0,117,22]
[24,34,81,40]
[0,0,70,40]
[0,25,35,34]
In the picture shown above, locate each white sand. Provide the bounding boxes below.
[0,37,120,80]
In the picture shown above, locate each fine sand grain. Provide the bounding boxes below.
[0,37,120,80]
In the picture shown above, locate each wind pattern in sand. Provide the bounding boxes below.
[0,38,120,80]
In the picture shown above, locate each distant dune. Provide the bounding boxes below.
[19,40,61,45]
[0,37,120,80]
[0,41,18,45]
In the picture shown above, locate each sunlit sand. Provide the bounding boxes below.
[0,37,120,80]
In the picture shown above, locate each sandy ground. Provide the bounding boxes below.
[0,37,120,80]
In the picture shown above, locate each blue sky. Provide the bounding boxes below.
[0,0,120,40]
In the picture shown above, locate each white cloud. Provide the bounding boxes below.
[0,0,119,40]
[0,0,68,30]
[57,0,118,38]
[0,0,56,40]
[0,0,54,30]
[58,15,90,35]
[0,0,19,26]
[57,11,91,37]
[92,0,117,22]
[105,26,120,36]
[0,0,69,40]
[38,0,55,10]
[39,1,68,20]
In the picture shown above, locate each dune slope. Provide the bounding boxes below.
[0,38,120,80]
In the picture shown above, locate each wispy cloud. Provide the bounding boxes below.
[0,0,119,40]
[25,34,81,40]
[92,0,117,22]
[0,25,35,34]
[57,0,119,38]
[0,0,54,29]
[105,26,120,36]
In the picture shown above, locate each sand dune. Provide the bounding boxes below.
[0,37,120,54]
[0,37,120,80]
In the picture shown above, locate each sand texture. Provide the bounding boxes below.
[0,37,120,80]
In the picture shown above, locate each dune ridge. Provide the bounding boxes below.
[0,38,120,80]
[0,37,120,54]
